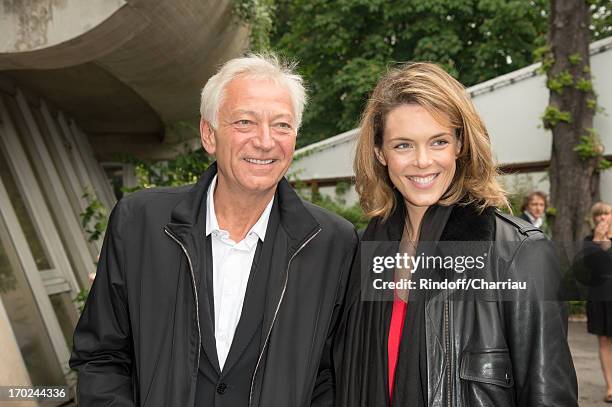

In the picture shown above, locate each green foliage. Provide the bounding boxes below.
[573,129,603,161]
[542,105,572,128]
[271,0,550,147]
[575,77,594,92]
[291,172,367,229]
[533,45,554,73]
[80,188,108,242]
[547,70,573,94]
[335,181,350,196]
[124,149,213,192]
[568,53,582,66]
[74,288,90,313]
[233,0,276,51]
[568,300,586,316]
[310,193,369,230]
[598,158,612,171]
[500,173,537,215]
[0,248,17,294]
[590,0,612,40]
[587,97,598,110]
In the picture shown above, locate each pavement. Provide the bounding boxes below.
[569,320,609,406]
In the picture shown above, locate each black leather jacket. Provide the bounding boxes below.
[335,203,578,407]
[429,210,578,407]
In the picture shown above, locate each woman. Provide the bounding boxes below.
[519,191,547,231]
[580,202,612,402]
[334,63,577,407]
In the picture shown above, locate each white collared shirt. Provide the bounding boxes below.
[206,175,273,370]
[524,211,544,228]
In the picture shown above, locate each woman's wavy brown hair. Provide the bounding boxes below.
[354,62,509,220]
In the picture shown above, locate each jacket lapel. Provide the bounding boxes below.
[260,180,320,342]
[165,163,220,375]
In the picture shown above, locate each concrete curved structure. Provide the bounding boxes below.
[0,0,127,55]
[0,0,250,159]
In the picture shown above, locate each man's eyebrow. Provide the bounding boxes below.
[232,109,259,117]
[270,112,294,121]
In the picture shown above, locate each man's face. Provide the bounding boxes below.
[527,196,546,219]
[200,77,297,196]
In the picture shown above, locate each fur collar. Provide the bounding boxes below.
[440,204,496,242]
[363,200,496,242]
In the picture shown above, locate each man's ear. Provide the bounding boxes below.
[375,146,387,166]
[200,119,216,155]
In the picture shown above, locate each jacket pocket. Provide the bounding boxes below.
[459,349,516,407]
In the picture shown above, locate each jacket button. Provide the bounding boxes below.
[216,383,227,394]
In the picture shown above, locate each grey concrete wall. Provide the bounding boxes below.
[0,0,126,53]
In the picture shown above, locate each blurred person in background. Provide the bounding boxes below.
[578,202,612,402]
[520,191,548,233]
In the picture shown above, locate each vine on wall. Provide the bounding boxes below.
[535,43,610,172]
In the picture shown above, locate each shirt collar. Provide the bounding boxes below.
[523,211,543,228]
[205,174,274,241]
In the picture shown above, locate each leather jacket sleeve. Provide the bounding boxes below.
[502,233,578,407]
[311,229,358,407]
[70,201,136,406]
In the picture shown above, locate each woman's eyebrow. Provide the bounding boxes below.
[387,132,452,142]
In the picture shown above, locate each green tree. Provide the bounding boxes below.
[271,0,550,146]
[542,0,609,244]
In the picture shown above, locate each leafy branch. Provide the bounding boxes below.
[232,0,275,51]
[80,188,108,242]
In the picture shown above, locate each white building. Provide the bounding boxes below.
[290,37,612,207]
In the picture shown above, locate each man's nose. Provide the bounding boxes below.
[252,123,275,150]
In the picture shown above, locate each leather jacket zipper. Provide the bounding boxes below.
[164,228,202,376]
[248,228,322,407]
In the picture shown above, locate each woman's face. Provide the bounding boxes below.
[376,104,460,216]
[526,196,546,219]
[594,211,611,226]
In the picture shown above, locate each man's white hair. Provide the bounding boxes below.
[200,53,307,130]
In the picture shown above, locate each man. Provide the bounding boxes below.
[520,190,548,232]
[70,54,358,406]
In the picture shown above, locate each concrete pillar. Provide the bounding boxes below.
[0,297,37,407]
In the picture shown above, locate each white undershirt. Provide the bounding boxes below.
[523,211,544,228]
[205,175,273,370]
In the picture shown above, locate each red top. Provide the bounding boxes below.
[388,295,407,399]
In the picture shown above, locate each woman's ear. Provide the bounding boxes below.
[200,119,216,155]
[454,133,462,156]
[375,146,387,166]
